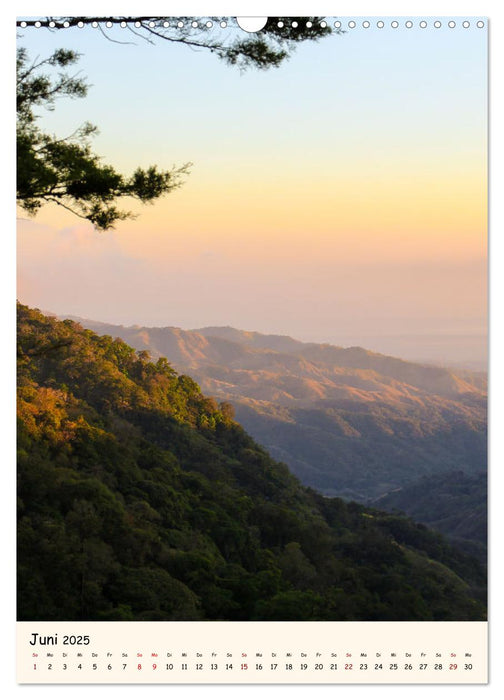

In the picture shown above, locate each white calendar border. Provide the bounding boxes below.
[17,620,488,684]
[3,0,501,697]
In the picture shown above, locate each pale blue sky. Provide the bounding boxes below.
[17,18,486,172]
[16,17,488,366]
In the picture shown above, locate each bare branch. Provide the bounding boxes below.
[96,23,136,46]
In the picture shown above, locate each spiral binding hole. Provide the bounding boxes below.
[17,17,487,32]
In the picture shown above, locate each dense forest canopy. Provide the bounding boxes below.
[17,304,486,621]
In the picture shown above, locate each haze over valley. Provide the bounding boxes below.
[17,305,487,620]
[59,315,487,508]
[16,18,488,624]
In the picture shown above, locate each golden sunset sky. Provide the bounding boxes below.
[16,16,487,365]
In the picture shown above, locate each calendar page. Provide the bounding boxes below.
[15,8,488,687]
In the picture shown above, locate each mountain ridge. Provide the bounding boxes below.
[17,304,487,621]
[55,314,486,499]
[59,315,487,396]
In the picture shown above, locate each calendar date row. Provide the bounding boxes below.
[33,661,474,672]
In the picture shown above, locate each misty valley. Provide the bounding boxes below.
[62,315,487,555]
[17,304,487,622]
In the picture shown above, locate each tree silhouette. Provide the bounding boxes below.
[16,17,334,230]
[17,17,333,70]
[16,47,190,230]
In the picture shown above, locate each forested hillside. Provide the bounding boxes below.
[371,470,487,563]
[18,304,486,621]
[60,317,486,502]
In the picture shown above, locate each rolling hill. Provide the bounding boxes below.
[17,304,486,621]
[60,316,487,503]
[370,470,487,562]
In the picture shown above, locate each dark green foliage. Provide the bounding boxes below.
[371,471,487,563]
[20,17,334,72]
[16,47,190,230]
[17,18,334,229]
[17,304,486,621]
[62,319,486,507]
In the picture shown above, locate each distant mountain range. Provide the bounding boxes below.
[57,315,487,505]
[18,304,487,621]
